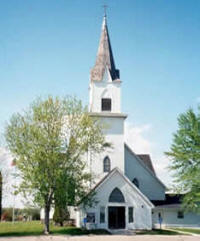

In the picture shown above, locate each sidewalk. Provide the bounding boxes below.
[1,234,200,241]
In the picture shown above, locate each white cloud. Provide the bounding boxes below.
[0,147,25,208]
[153,155,174,188]
[0,147,12,166]
[196,97,200,103]
[124,122,153,154]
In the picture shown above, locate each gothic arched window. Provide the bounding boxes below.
[109,188,125,203]
[103,156,111,172]
[132,178,139,188]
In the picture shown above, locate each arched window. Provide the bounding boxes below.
[109,188,125,203]
[103,156,111,172]
[132,178,139,188]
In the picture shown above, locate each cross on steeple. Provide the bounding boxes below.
[90,8,120,82]
[102,4,108,17]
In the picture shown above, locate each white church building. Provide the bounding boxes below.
[75,15,200,230]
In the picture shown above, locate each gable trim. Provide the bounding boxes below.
[94,167,154,208]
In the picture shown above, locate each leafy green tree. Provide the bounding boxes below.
[53,205,69,226]
[166,107,200,212]
[5,96,106,234]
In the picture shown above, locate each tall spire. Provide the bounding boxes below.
[91,14,120,82]
[103,4,107,18]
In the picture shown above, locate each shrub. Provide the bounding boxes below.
[23,208,40,221]
[1,208,40,221]
[1,208,12,221]
[53,206,69,226]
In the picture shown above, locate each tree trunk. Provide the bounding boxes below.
[44,204,50,234]
[0,172,2,222]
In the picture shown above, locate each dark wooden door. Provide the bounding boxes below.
[108,206,125,229]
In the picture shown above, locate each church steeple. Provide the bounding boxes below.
[89,14,123,114]
[90,15,120,82]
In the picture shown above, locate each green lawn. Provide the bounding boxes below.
[0,222,191,237]
[0,221,110,237]
[136,229,182,235]
[171,228,200,235]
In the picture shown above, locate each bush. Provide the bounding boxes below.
[1,208,12,221]
[53,206,70,226]
[23,208,40,221]
[1,208,40,221]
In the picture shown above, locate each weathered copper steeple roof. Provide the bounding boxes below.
[90,15,120,82]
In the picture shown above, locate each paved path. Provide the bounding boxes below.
[0,235,200,241]
[166,228,200,236]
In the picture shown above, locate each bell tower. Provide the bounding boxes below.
[89,14,122,114]
[89,14,127,179]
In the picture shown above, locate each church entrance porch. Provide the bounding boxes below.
[108,206,125,229]
[77,168,154,230]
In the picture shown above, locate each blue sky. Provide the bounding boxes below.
[1,0,200,187]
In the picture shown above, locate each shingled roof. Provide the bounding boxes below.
[90,15,120,82]
[151,194,183,208]
[136,154,156,175]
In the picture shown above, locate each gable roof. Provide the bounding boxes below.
[125,143,166,189]
[136,154,156,175]
[80,167,154,208]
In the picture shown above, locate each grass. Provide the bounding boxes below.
[170,228,200,235]
[0,221,192,237]
[0,221,110,237]
[136,229,181,235]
